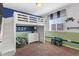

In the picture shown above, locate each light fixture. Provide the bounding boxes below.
[36,3,42,8]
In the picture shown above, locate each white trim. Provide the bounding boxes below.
[1,49,15,56]
[63,44,79,51]
[13,12,16,53]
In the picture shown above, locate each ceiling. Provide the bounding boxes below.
[3,3,71,16]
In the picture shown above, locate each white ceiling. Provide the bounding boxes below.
[3,3,71,16]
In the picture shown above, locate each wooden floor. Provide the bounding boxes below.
[16,41,79,56]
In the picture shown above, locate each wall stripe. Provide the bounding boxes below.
[63,39,79,44]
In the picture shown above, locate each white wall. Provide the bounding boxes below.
[43,16,49,31]
[44,4,79,32]
[64,4,79,32]
[28,33,38,44]
[0,17,15,56]
[37,26,45,43]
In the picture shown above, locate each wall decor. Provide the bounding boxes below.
[67,27,79,30]
[65,17,75,22]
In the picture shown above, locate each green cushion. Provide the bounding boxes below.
[16,32,28,38]
[16,32,28,48]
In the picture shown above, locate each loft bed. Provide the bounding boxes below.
[0,7,45,55]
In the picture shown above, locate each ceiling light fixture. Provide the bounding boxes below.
[36,3,42,8]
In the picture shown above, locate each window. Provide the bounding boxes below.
[57,11,60,18]
[49,9,66,31]
[51,24,56,31]
[60,9,66,17]
[57,23,63,30]
[50,14,53,19]
[53,13,57,19]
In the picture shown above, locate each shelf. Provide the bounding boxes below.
[16,21,44,26]
[29,16,37,23]
[14,12,44,26]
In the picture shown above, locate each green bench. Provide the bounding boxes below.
[51,36,79,46]
[51,37,63,46]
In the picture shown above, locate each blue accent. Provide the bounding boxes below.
[3,8,14,18]
[63,39,79,44]
[71,41,79,44]
[3,7,42,18]
[16,26,35,32]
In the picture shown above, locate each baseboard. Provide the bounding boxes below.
[63,44,79,51]
[1,49,16,56]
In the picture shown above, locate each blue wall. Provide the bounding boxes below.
[3,8,14,18]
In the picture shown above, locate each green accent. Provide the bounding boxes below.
[16,32,28,38]
[16,32,28,48]
[45,31,79,48]
[64,42,79,48]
